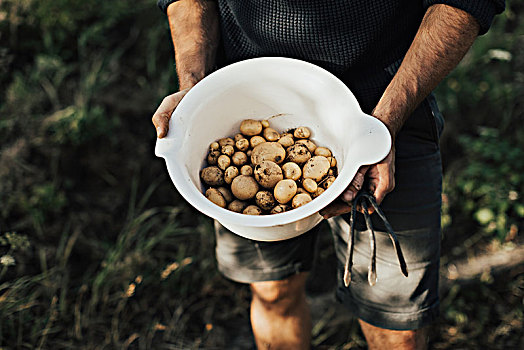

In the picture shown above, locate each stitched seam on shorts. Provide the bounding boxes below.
[339,288,440,317]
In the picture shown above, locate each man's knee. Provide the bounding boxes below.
[250,272,308,314]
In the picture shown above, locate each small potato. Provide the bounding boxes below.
[302,178,318,193]
[295,139,317,153]
[251,142,286,165]
[255,191,277,211]
[240,119,263,136]
[294,126,311,139]
[274,179,298,204]
[250,135,266,148]
[217,186,233,203]
[282,162,301,181]
[254,161,284,188]
[286,144,311,164]
[246,150,252,157]
[234,133,245,142]
[240,165,253,176]
[314,147,332,157]
[263,127,280,142]
[292,193,312,208]
[243,205,262,215]
[231,175,259,200]
[200,166,224,186]
[278,135,295,148]
[322,176,336,189]
[327,156,337,168]
[221,145,235,157]
[261,120,270,128]
[224,166,239,184]
[205,188,226,208]
[302,156,331,182]
[231,151,248,166]
[270,204,290,214]
[217,154,231,170]
[311,187,325,198]
[218,137,235,148]
[209,142,220,151]
[296,188,308,195]
[207,150,221,165]
[228,199,247,213]
[235,138,250,152]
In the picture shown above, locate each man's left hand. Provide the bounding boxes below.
[319,147,395,219]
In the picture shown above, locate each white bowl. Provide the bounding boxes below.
[155,57,390,241]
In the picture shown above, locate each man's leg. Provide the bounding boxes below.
[359,319,429,350]
[250,272,311,350]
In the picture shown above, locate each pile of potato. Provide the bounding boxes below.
[200,119,338,215]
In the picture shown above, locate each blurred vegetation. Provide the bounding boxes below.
[0,0,522,349]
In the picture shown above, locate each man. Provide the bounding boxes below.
[152,1,504,349]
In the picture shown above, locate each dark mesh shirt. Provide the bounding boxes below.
[158,0,504,111]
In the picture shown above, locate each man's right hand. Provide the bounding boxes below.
[152,88,190,138]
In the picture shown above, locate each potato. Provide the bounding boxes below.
[261,120,270,128]
[296,188,308,195]
[327,156,337,168]
[207,150,220,165]
[224,166,239,185]
[281,162,301,181]
[274,179,298,204]
[240,119,263,136]
[311,187,325,198]
[263,127,280,142]
[314,147,332,157]
[250,135,266,148]
[231,175,259,200]
[322,175,336,189]
[218,137,235,147]
[254,161,283,188]
[293,126,311,139]
[255,191,277,211]
[205,188,226,208]
[292,193,312,208]
[302,156,330,182]
[295,139,317,153]
[278,135,295,148]
[217,186,233,203]
[302,178,318,193]
[234,133,245,142]
[243,205,262,215]
[221,145,235,157]
[200,166,224,186]
[235,138,250,152]
[286,143,311,164]
[228,199,247,213]
[209,142,220,151]
[240,164,253,176]
[251,142,286,165]
[231,151,248,166]
[217,154,231,170]
[270,204,290,214]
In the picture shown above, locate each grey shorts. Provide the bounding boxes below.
[215,94,444,331]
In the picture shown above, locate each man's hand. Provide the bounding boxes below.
[319,147,395,219]
[151,89,190,138]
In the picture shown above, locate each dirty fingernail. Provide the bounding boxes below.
[343,192,355,202]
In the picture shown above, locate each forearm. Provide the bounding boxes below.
[167,0,219,90]
[373,4,480,139]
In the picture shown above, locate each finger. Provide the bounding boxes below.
[342,166,369,202]
[372,177,395,205]
[319,201,352,219]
